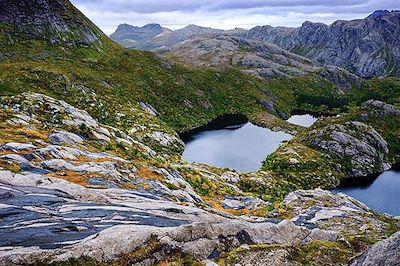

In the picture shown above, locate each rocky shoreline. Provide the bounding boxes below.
[0,93,398,265]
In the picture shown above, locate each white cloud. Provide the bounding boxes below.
[70,0,400,34]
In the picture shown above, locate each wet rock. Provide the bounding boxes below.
[139,102,158,116]
[146,131,184,147]
[0,154,30,165]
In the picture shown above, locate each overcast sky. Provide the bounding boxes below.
[70,0,400,34]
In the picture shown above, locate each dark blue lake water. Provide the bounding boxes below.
[333,168,400,216]
[182,114,400,215]
[181,114,292,172]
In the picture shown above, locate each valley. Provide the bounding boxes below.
[0,1,399,265]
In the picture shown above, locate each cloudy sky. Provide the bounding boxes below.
[71,0,400,34]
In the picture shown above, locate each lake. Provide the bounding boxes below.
[181,114,292,172]
[287,114,318,127]
[182,114,400,216]
[333,168,400,216]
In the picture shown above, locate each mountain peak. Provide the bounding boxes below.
[142,23,162,30]
[368,10,400,19]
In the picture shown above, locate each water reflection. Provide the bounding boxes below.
[333,168,400,215]
[181,115,292,172]
[287,114,318,127]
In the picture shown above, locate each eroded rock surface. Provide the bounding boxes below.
[0,93,398,265]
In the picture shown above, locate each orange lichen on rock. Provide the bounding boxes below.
[47,171,89,186]
[138,167,163,181]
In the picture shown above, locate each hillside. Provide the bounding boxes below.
[0,0,400,265]
[112,11,400,79]
[166,35,361,93]
[0,0,275,133]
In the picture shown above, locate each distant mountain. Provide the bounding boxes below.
[113,11,400,78]
[109,23,172,49]
[110,23,242,50]
[168,35,360,92]
[243,10,400,78]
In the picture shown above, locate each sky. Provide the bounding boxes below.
[70,0,400,34]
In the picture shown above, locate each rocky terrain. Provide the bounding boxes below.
[0,92,399,265]
[243,10,400,78]
[264,100,400,188]
[111,23,229,50]
[112,11,400,79]
[0,0,103,48]
[166,35,360,92]
[0,0,400,265]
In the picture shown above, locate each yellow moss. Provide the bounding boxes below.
[15,128,48,140]
[0,159,20,172]
[121,182,138,190]
[138,167,163,181]
[74,156,114,163]
[47,171,87,186]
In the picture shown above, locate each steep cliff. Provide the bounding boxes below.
[244,11,400,78]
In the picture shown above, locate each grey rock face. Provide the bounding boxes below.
[110,23,228,50]
[361,100,400,118]
[48,131,84,146]
[0,171,327,265]
[243,11,400,78]
[349,231,400,266]
[168,35,360,92]
[307,121,390,177]
[169,35,316,78]
[0,0,103,47]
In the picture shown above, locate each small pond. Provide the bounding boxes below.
[181,114,292,172]
[287,114,318,127]
[333,168,400,216]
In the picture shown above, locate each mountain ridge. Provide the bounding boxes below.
[111,10,400,78]
[0,1,400,265]
[243,10,400,78]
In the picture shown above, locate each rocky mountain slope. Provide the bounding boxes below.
[0,0,400,265]
[264,100,400,188]
[113,11,400,79]
[0,0,103,48]
[243,10,400,78]
[166,35,361,93]
[111,23,230,50]
[0,92,399,265]
[109,23,172,49]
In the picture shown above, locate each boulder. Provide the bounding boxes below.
[48,131,84,146]
[349,231,400,266]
